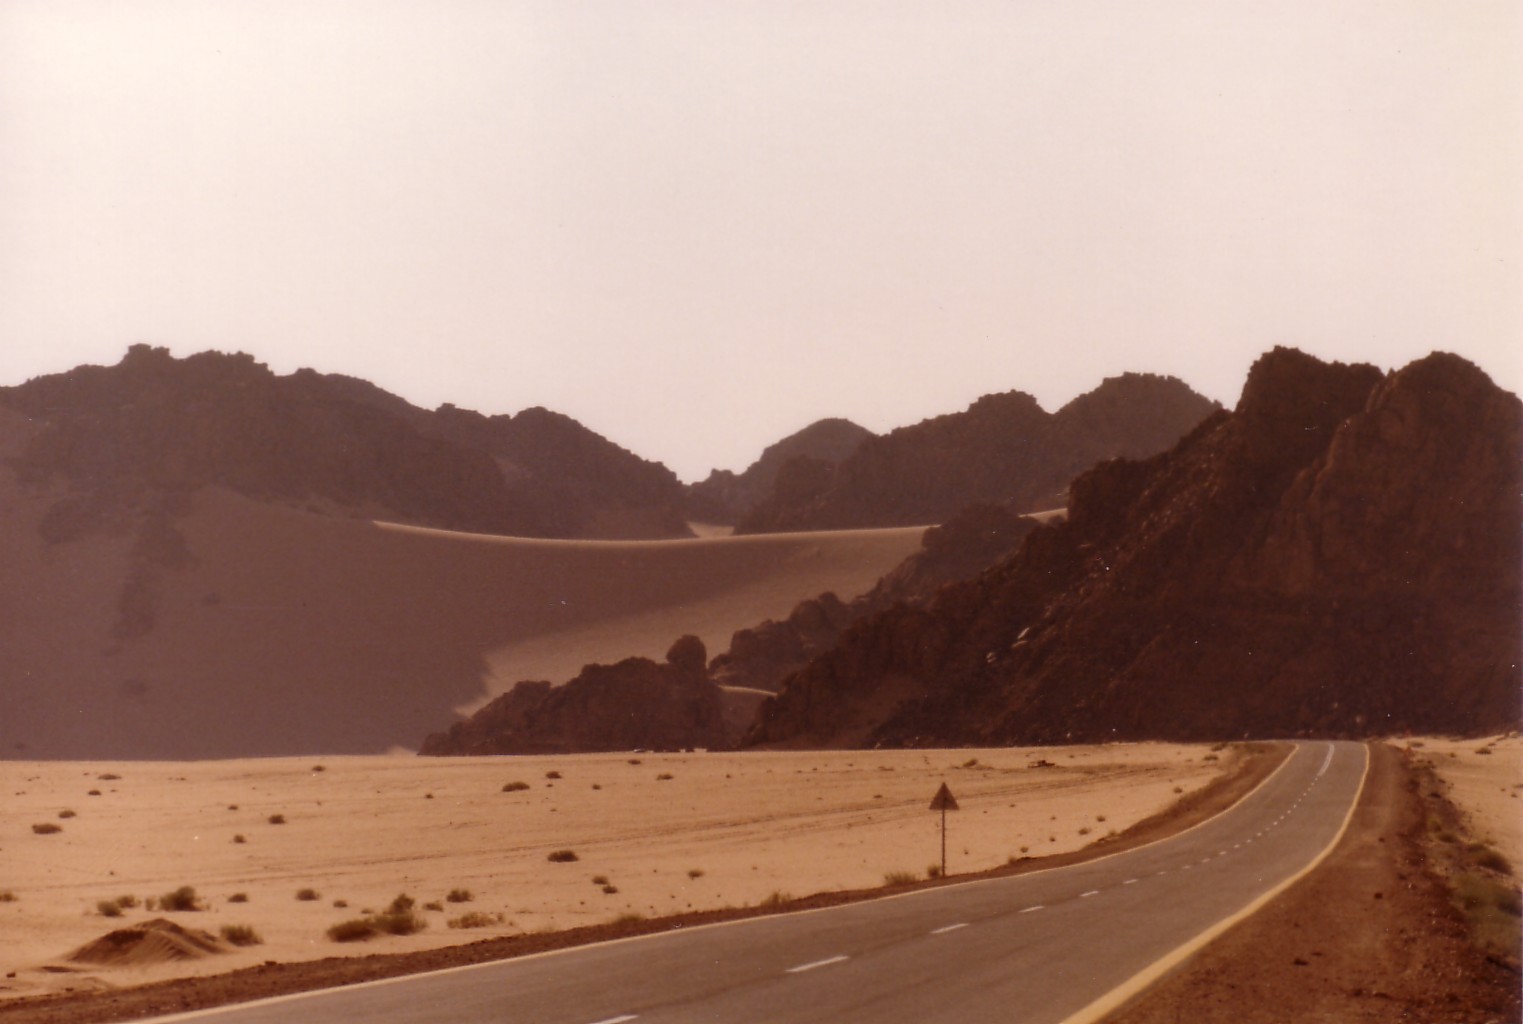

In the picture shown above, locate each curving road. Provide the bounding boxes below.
[153,741,1367,1024]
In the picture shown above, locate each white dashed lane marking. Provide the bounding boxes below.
[931,923,968,935]
[787,955,849,974]
[1020,905,1045,914]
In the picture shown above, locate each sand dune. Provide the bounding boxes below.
[0,483,923,758]
[0,744,1224,1001]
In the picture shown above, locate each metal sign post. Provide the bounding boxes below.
[929,782,960,877]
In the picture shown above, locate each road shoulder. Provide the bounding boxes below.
[1102,741,1522,1023]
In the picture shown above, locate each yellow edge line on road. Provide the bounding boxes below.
[1058,741,1372,1024]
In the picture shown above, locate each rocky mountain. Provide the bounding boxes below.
[419,636,732,754]
[745,349,1522,747]
[708,503,1043,694]
[736,373,1219,533]
[419,503,1043,755]
[0,345,691,541]
[684,418,873,525]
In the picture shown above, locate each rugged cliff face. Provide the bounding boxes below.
[685,418,873,525]
[1,345,691,541]
[419,637,731,755]
[421,504,1043,755]
[746,349,1522,747]
[736,373,1218,532]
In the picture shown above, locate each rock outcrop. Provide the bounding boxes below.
[708,503,1042,693]
[745,349,1522,747]
[737,373,1218,532]
[420,637,731,754]
[423,503,1043,754]
[685,418,872,525]
[1,345,691,541]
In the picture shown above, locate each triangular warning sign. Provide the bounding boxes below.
[929,782,959,811]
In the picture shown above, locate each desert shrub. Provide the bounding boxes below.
[761,891,793,907]
[0,892,16,902]
[502,781,530,793]
[97,900,123,917]
[612,912,645,925]
[656,773,674,781]
[296,888,320,901]
[31,823,62,835]
[159,886,200,911]
[591,875,609,885]
[58,809,76,819]
[375,910,425,935]
[233,834,247,844]
[333,899,347,908]
[545,770,562,780]
[926,864,943,879]
[220,924,262,946]
[327,918,376,943]
[446,888,473,903]
[267,814,286,825]
[447,911,500,929]
[88,790,101,796]
[883,871,918,886]
[687,869,704,880]
[547,850,579,863]
[98,773,121,781]
[311,765,326,772]
[228,893,249,903]
[602,885,619,895]
[388,893,415,914]
[1078,826,1092,836]
[116,894,138,908]
[627,759,642,765]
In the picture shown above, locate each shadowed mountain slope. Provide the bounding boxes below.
[685,418,873,525]
[737,373,1218,533]
[746,349,1522,747]
[0,345,690,540]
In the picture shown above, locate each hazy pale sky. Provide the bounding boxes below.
[3,2,1518,481]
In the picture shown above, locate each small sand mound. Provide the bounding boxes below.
[68,918,227,966]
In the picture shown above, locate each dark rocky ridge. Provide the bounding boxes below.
[421,503,1042,755]
[685,418,872,525]
[737,373,1219,533]
[745,349,1522,747]
[419,636,730,755]
[1,345,691,541]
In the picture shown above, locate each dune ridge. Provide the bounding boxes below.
[0,478,921,759]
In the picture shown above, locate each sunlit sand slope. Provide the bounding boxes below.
[0,483,922,758]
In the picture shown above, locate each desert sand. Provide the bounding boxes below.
[1410,734,1523,866]
[0,481,924,757]
[0,743,1225,1000]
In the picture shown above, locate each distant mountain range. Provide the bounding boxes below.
[8,343,1511,759]
[745,349,1522,747]
[1,344,691,541]
[731,373,1219,532]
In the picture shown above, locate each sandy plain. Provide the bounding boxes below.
[1411,733,1523,866]
[0,743,1226,1001]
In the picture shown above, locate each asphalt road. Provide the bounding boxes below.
[155,741,1367,1024]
